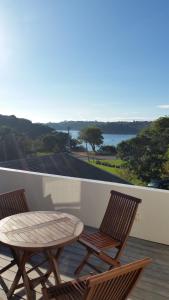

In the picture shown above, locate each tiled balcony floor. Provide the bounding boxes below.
[0,229,168,299]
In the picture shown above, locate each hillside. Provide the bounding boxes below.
[47,120,150,134]
[0,114,53,139]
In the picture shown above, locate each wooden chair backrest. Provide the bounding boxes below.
[0,189,29,220]
[100,190,141,243]
[85,258,151,300]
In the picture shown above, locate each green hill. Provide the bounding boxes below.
[0,114,53,139]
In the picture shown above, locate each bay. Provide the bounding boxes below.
[57,130,136,150]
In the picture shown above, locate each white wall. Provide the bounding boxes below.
[0,167,169,245]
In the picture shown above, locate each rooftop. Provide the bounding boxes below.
[0,153,129,184]
[0,228,168,300]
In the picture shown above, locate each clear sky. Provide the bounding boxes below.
[0,0,168,123]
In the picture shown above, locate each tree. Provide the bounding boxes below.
[162,148,169,177]
[79,126,103,152]
[70,138,81,150]
[99,145,117,155]
[43,134,58,152]
[54,132,68,152]
[117,117,169,182]
[0,126,32,161]
[42,132,68,152]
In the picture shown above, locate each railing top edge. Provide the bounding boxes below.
[0,167,169,194]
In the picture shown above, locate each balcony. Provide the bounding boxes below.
[0,167,169,299]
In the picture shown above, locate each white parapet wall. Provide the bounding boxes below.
[0,167,169,245]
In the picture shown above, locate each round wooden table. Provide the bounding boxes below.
[0,211,84,299]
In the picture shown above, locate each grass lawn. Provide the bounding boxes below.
[99,159,126,166]
[89,161,124,177]
[36,151,54,157]
[89,160,145,186]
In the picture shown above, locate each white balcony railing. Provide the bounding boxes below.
[0,167,169,245]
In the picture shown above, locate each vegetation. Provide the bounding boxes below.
[70,138,82,151]
[42,132,68,152]
[1,114,168,188]
[89,159,144,186]
[95,159,126,168]
[0,114,53,139]
[0,115,72,161]
[80,117,169,186]
[0,126,32,161]
[79,126,103,152]
[47,120,150,134]
[117,117,169,182]
[99,145,117,155]
[36,151,54,157]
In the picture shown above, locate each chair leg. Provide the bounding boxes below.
[74,250,91,275]
[42,287,50,300]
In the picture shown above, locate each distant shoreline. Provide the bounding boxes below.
[55,129,136,135]
[47,120,150,135]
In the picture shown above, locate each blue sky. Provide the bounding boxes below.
[0,0,168,123]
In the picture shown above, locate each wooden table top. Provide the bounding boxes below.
[0,211,84,250]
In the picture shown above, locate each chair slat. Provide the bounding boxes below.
[0,189,29,220]
[43,258,151,300]
[100,190,141,243]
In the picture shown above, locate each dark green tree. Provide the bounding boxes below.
[99,145,117,155]
[54,132,68,152]
[70,138,81,150]
[162,148,169,177]
[0,126,32,161]
[42,132,68,152]
[43,134,57,152]
[117,117,169,182]
[79,126,103,152]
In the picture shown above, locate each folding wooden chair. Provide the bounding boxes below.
[42,258,151,300]
[0,189,29,219]
[75,190,142,274]
[0,189,29,274]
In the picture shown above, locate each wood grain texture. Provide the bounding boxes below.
[0,211,83,298]
[0,211,84,250]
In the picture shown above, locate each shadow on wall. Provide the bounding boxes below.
[0,168,129,229]
[0,169,83,219]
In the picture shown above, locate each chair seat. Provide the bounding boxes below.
[45,279,87,300]
[80,231,121,250]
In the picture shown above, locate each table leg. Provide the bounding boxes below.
[22,268,34,300]
[46,248,62,285]
[55,247,63,260]
[7,251,33,300]
[7,251,27,299]
[7,247,63,298]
